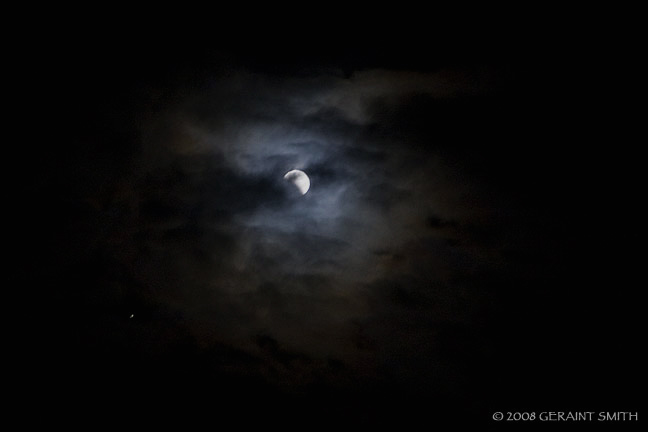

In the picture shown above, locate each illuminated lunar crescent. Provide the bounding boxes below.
[284,169,310,195]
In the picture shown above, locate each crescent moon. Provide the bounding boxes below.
[284,169,310,195]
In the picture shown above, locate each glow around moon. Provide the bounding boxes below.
[284,169,310,195]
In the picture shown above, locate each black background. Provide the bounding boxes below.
[10,11,642,428]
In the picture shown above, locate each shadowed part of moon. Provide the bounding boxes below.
[284,170,310,195]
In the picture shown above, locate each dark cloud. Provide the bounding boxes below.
[56,68,526,422]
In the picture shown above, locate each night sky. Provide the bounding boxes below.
[13,16,642,427]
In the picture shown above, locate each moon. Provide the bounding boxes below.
[284,169,310,195]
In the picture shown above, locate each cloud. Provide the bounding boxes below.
[301,69,479,124]
[64,65,516,397]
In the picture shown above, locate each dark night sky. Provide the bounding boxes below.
[11,14,643,428]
